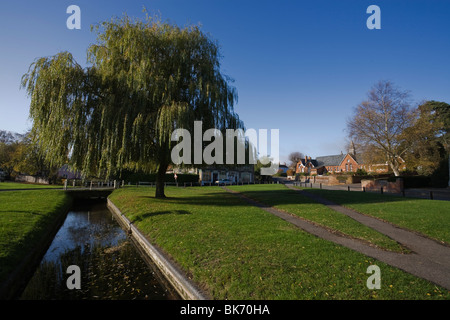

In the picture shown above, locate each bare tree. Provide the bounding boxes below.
[288,151,304,169]
[347,80,416,176]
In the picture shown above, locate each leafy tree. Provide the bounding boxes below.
[0,142,16,177]
[402,101,447,175]
[0,131,54,179]
[21,14,242,197]
[347,80,416,176]
[424,100,450,150]
[404,100,450,185]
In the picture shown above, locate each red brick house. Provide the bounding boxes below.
[296,153,360,175]
[296,153,405,175]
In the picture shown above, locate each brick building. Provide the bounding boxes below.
[296,153,405,175]
[296,153,359,175]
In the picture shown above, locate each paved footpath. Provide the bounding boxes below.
[223,185,450,291]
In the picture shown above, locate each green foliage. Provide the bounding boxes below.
[0,132,54,179]
[336,175,348,182]
[355,168,368,176]
[403,101,448,176]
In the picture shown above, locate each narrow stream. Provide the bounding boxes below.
[19,200,180,300]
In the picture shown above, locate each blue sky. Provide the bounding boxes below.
[1,0,449,163]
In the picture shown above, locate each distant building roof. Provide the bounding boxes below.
[315,154,346,167]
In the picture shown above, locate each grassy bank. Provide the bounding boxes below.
[294,187,450,245]
[0,190,72,289]
[109,186,449,299]
[0,182,61,190]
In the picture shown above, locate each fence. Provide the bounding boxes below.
[59,178,450,200]
[62,178,281,190]
[132,180,281,187]
[63,179,122,190]
[291,181,450,201]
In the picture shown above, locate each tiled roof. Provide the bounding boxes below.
[315,154,346,167]
[298,159,318,167]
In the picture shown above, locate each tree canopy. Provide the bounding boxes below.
[21,14,243,197]
[347,80,416,176]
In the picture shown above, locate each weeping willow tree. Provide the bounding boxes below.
[21,14,243,198]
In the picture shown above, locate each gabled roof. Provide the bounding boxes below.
[315,154,346,167]
[298,159,318,167]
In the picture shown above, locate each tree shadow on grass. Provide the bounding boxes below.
[131,210,191,223]
[124,185,424,209]
[0,210,43,215]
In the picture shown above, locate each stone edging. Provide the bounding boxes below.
[106,198,207,300]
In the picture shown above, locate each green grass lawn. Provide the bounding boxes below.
[228,184,406,252]
[0,182,61,190]
[0,190,72,285]
[294,187,450,245]
[108,186,449,299]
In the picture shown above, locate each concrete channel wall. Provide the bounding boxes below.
[106,198,207,300]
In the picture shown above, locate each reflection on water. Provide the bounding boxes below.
[20,202,179,300]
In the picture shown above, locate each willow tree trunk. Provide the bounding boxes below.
[155,162,169,198]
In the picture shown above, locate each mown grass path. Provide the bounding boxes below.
[225,184,450,291]
[109,186,450,299]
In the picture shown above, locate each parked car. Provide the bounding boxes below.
[215,178,233,186]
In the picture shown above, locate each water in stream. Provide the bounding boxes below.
[20,201,179,300]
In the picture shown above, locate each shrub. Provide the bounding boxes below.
[399,175,431,188]
[355,168,368,176]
